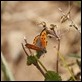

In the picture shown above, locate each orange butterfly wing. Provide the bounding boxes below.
[25,35,42,51]
[25,43,42,51]
[40,29,47,48]
[33,35,40,45]
[25,29,47,52]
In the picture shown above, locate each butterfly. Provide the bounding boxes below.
[25,28,47,53]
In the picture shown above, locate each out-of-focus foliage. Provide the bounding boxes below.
[73,1,81,7]
[44,71,62,81]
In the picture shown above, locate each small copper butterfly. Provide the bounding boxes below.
[25,28,47,53]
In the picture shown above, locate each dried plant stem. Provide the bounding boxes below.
[21,43,29,56]
[56,39,60,73]
[1,52,14,81]
[34,62,45,77]
[50,25,60,73]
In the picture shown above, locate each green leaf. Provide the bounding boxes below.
[27,56,37,65]
[44,71,62,81]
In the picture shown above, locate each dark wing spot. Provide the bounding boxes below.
[42,35,44,36]
[43,32,46,34]
[46,41,48,43]
[33,42,35,44]
[43,33,46,35]
[41,38,43,39]
[43,38,45,40]
[33,38,36,42]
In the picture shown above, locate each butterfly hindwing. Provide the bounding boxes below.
[25,43,42,51]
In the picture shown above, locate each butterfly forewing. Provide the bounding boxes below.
[40,29,47,48]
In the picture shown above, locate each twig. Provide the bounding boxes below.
[69,19,81,33]
[49,24,60,73]
[58,1,73,23]
[34,63,45,77]
[56,39,60,73]
[34,56,48,72]
[52,27,60,73]
[21,43,29,56]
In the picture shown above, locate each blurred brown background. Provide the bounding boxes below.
[1,1,81,81]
